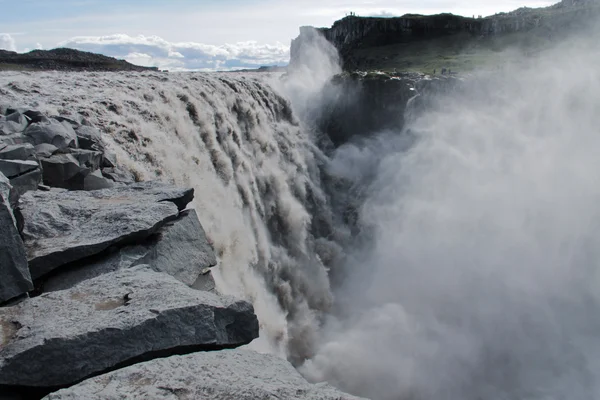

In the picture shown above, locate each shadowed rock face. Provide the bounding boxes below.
[0,266,259,389]
[43,349,366,400]
[0,172,33,304]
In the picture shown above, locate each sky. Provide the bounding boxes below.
[0,0,555,71]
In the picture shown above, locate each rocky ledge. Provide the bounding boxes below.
[0,108,362,399]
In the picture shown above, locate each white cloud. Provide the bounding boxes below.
[58,34,290,71]
[0,33,17,52]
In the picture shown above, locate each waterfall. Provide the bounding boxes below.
[0,70,340,360]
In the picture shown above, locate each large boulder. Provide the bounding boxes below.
[19,182,193,279]
[23,120,78,150]
[39,154,89,189]
[0,172,33,304]
[43,209,217,291]
[43,349,365,400]
[0,266,259,389]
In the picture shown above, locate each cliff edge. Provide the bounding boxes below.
[291,0,600,72]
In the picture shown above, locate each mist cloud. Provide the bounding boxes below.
[301,24,600,400]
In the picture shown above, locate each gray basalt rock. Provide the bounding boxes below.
[0,160,39,179]
[43,349,364,400]
[69,148,102,170]
[0,266,259,389]
[0,112,28,135]
[74,125,105,151]
[0,172,33,304]
[19,182,193,279]
[0,144,35,161]
[33,143,58,158]
[43,209,216,291]
[135,209,217,286]
[8,169,42,206]
[101,167,134,184]
[23,120,78,150]
[39,154,89,189]
[83,169,114,190]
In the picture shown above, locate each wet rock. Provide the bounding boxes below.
[83,169,114,190]
[0,266,258,389]
[19,182,193,279]
[0,144,36,162]
[39,154,89,189]
[100,151,116,168]
[0,112,28,135]
[101,167,134,184]
[23,120,78,150]
[43,209,216,291]
[0,172,33,304]
[6,109,47,124]
[0,160,39,179]
[74,126,104,151]
[43,349,364,400]
[69,149,102,170]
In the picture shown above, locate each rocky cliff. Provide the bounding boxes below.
[291,0,600,71]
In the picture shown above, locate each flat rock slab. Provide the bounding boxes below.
[43,349,364,400]
[19,182,193,279]
[44,209,217,291]
[0,266,258,389]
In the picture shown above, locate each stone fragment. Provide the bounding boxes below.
[101,167,134,184]
[83,169,114,191]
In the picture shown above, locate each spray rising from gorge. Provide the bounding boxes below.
[3,17,600,399]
